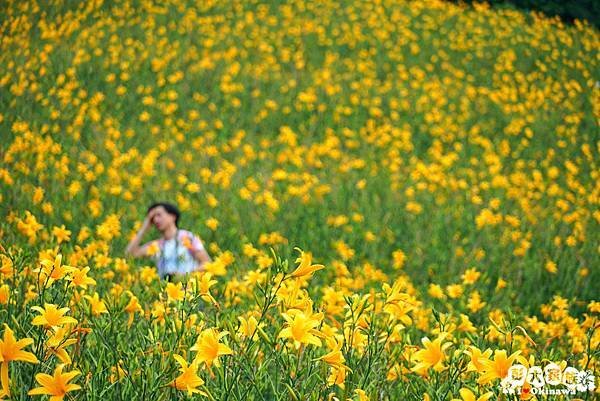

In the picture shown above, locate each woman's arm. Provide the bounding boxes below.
[125,211,154,257]
[193,248,212,272]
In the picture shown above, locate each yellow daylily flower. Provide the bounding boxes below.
[169,354,207,396]
[288,247,324,279]
[31,304,78,330]
[190,328,233,368]
[28,363,81,400]
[0,324,39,396]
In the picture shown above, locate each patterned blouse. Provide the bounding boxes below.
[140,229,205,279]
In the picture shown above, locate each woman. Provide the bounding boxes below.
[125,202,212,281]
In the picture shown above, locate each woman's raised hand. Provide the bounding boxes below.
[141,209,156,232]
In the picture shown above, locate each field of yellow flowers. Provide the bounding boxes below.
[1,0,598,400]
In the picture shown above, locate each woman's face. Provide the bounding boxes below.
[150,206,176,231]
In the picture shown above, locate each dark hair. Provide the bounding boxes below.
[147,202,180,227]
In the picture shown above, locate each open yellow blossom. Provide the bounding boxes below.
[314,338,351,373]
[203,259,228,276]
[428,284,445,299]
[45,326,77,365]
[0,254,14,276]
[31,304,78,330]
[28,363,81,401]
[146,241,160,256]
[124,293,142,327]
[451,388,493,401]
[165,282,185,302]
[68,266,96,289]
[446,284,463,299]
[327,364,349,389]
[464,346,492,373]
[411,334,452,376]
[467,291,486,313]
[205,218,219,231]
[288,247,324,279]
[392,249,406,269]
[51,225,71,244]
[478,350,527,385]
[382,280,415,325]
[36,254,77,286]
[545,260,557,274]
[278,308,324,349]
[355,389,369,401]
[194,272,218,305]
[84,293,108,316]
[455,314,476,333]
[344,326,368,355]
[237,315,265,341]
[461,268,481,285]
[0,324,39,396]
[496,278,507,290]
[169,354,207,396]
[190,328,233,368]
